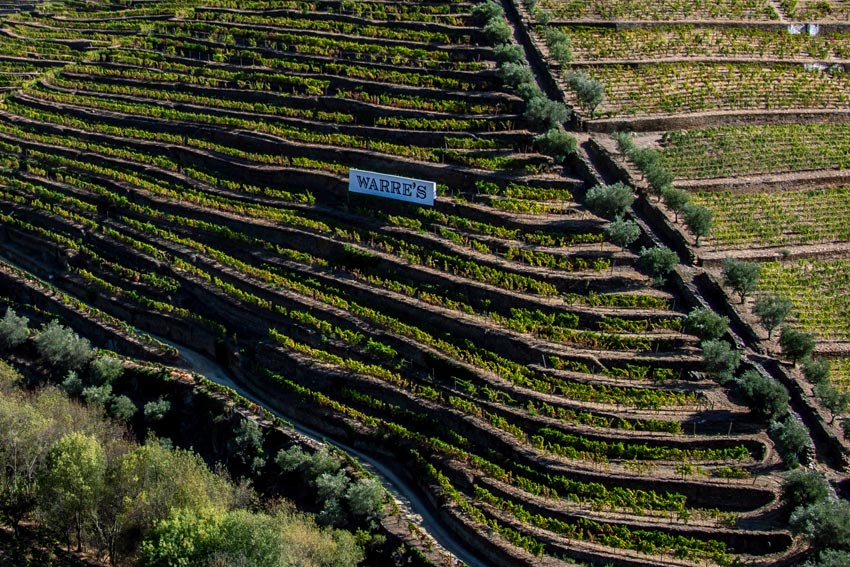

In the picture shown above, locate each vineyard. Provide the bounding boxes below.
[0,0,835,566]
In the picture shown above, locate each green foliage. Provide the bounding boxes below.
[543,27,572,65]
[701,339,740,384]
[735,369,789,422]
[791,499,850,552]
[753,295,792,339]
[683,204,712,246]
[780,326,816,365]
[722,257,761,304]
[803,357,831,385]
[497,62,534,88]
[682,307,728,341]
[88,355,124,386]
[472,1,504,22]
[805,549,850,567]
[814,382,850,422]
[494,43,524,64]
[144,397,171,422]
[483,18,512,45]
[109,395,137,422]
[566,71,605,117]
[585,182,635,219]
[524,96,571,129]
[61,370,84,396]
[0,308,29,350]
[345,478,385,522]
[770,415,811,469]
[661,186,690,222]
[34,320,94,371]
[604,216,640,249]
[533,128,577,163]
[783,468,830,511]
[230,418,266,473]
[637,246,678,285]
[82,383,113,407]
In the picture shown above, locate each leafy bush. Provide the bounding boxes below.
[483,18,512,45]
[109,395,136,422]
[791,498,850,552]
[524,96,570,129]
[783,468,830,511]
[701,339,740,384]
[144,397,171,422]
[533,128,577,162]
[494,44,524,64]
[585,182,635,219]
[683,307,728,341]
[735,369,788,422]
[814,382,850,422]
[472,0,504,22]
[770,415,811,469]
[34,320,93,371]
[497,62,534,88]
[0,308,29,350]
[637,246,678,285]
[88,355,124,386]
[604,216,640,249]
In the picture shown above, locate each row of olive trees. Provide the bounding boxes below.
[476,1,577,164]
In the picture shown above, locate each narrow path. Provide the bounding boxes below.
[160,338,490,567]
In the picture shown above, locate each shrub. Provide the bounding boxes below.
[735,369,789,422]
[109,395,136,422]
[515,81,543,101]
[0,308,29,350]
[144,398,171,422]
[585,182,634,219]
[779,326,816,365]
[345,478,385,522]
[524,96,570,129]
[497,62,534,88]
[34,320,93,372]
[483,18,512,45]
[543,27,572,65]
[88,355,124,386]
[682,307,728,341]
[770,415,811,469]
[791,498,850,551]
[472,0,504,22]
[533,128,577,162]
[701,339,740,384]
[753,295,792,339]
[637,246,678,285]
[604,216,640,249]
[722,257,761,304]
[804,549,850,567]
[494,44,524,64]
[803,357,831,385]
[783,468,830,511]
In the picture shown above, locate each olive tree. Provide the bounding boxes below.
[722,257,761,304]
[753,295,792,339]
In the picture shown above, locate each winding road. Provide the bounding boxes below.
[164,339,489,567]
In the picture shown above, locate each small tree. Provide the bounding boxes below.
[34,320,93,372]
[144,398,171,422]
[814,382,850,423]
[230,418,266,473]
[791,498,850,551]
[805,549,850,567]
[661,186,690,222]
[108,395,136,422]
[770,415,811,469]
[736,369,789,422]
[701,339,740,384]
[524,96,570,129]
[494,43,524,64]
[566,71,604,117]
[472,1,504,22]
[783,468,830,511]
[497,62,534,88]
[780,326,816,365]
[585,182,635,219]
[683,204,712,247]
[753,295,792,339]
[533,128,577,163]
[682,307,729,341]
[345,478,385,523]
[0,308,29,350]
[722,257,761,304]
[543,27,572,65]
[803,357,831,385]
[637,246,678,285]
[644,163,675,196]
[604,216,640,249]
[483,17,512,45]
[88,355,124,386]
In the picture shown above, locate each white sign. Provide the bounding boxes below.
[348,168,435,206]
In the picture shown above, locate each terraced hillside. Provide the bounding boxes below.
[0,1,810,566]
[530,0,850,427]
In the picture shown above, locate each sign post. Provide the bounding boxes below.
[348,168,436,207]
